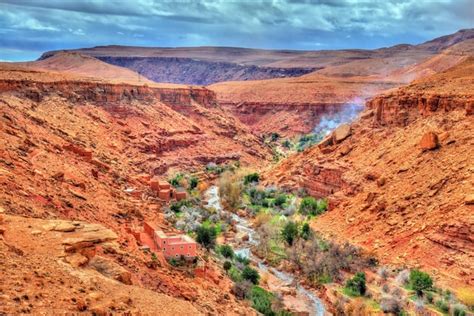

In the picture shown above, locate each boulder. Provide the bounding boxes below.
[332,124,351,143]
[419,132,439,151]
[465,194,474,205]
[88,256,132,285]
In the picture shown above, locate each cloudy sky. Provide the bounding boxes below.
[1,0,473,61]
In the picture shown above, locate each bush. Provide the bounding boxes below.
[229,266,243,282]
[235,255,250,265]
[435,300,449,313]
[196,225,217,250]
[219,171,243,210]
[250,286,274,316]
[396,269,410,286]
[170,199,192,213]
[189,176,198,190]
[300,222,311,240]
[299,197,327,216]
[409,269,433,296]
[223,261,232,273]
[380,296,402,314]
[274,194,287,207]
[242,266,260,284]
[282,221,299,246]
[457,288,474,308]
[232,280,252,300]
[426,292,434,304]
[453,306,466,316]
[244,173,260,185]
[219,244,234,259]
[345,272,366,296]
[169,173,184,187]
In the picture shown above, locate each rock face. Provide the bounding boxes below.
[419,132,439,151]
[96,56,317,85]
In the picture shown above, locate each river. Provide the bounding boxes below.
[205,186,325,316]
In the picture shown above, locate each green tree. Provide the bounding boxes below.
[189,176,198,190]
[196,225,217,250]
[282,221,299,246]
[223,261,232,273]
[300,222,311,240]
[274,194,287,207]
[345,272,366,296]
[220,244,234,259]
[242,266,260,284]
[409,269,433,296]
[244,173,260,185]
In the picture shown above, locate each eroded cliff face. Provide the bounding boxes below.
[264,60,474,288]
[94,56,317,85]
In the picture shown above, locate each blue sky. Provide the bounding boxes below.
[1,0,473,61]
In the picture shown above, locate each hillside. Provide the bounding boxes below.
[0,64,267,314]
[263,58,474,289]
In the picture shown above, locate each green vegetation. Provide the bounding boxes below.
[219,244,234,259]
[242,266,260,284]
[195,225,217,250]
[409,269,433,296]
[282,221,299,246]
[170,199,192,213]
[344,272,367,297]
[300,222,311,240]
[250,286,274,316]
[453,306,466,316]
[244,172,260,185]
[299,196,328,216]
[169,173,184,187]
[229,266,243,282]
[435,299,449,314]
[296,133,324,152]
[223,261,232,273]
[189,176,199,190]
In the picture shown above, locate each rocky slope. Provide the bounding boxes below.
[263,58,474,289]
[0,65,266,314]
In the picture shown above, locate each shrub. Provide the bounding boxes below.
[244,173,260,185]
[250,286,274,316]
[235,255,250,265]
[232,280,252,300]
[435,300,449,313]
[380,296,402,314]
[169,173,184,187]
[189,176,198,190]
[274,194,287,207]
[396,269,410,286]
[426,292,434,304]
[453,306,466,316]
[457,288,474,308]
[170,199,191,213]
[229,266,243,282]
[242,266,260,284]
[218,171,243,210]
[299,196,318,215]
[345,272,366,296]
[223,261,232,273]
[282,139,291,148]
[219,244,234,259]
[282,221,299,246]
[300,222,311,240]
[196,225,217,250]
[409,269,433,296]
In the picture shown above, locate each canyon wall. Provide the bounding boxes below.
[95,56,317,85]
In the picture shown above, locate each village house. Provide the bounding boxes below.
[131,222,197,259]
[149,177,187,202]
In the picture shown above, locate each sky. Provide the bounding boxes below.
[1,0,473,61]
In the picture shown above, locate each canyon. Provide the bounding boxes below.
[1,28,474,315]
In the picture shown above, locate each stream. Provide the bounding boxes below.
[205,186,325,316]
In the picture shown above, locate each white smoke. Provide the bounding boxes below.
[313,101,364,136]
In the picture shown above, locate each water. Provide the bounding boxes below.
[205,186,325,316]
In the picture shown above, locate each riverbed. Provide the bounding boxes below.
[205,186,325,316]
